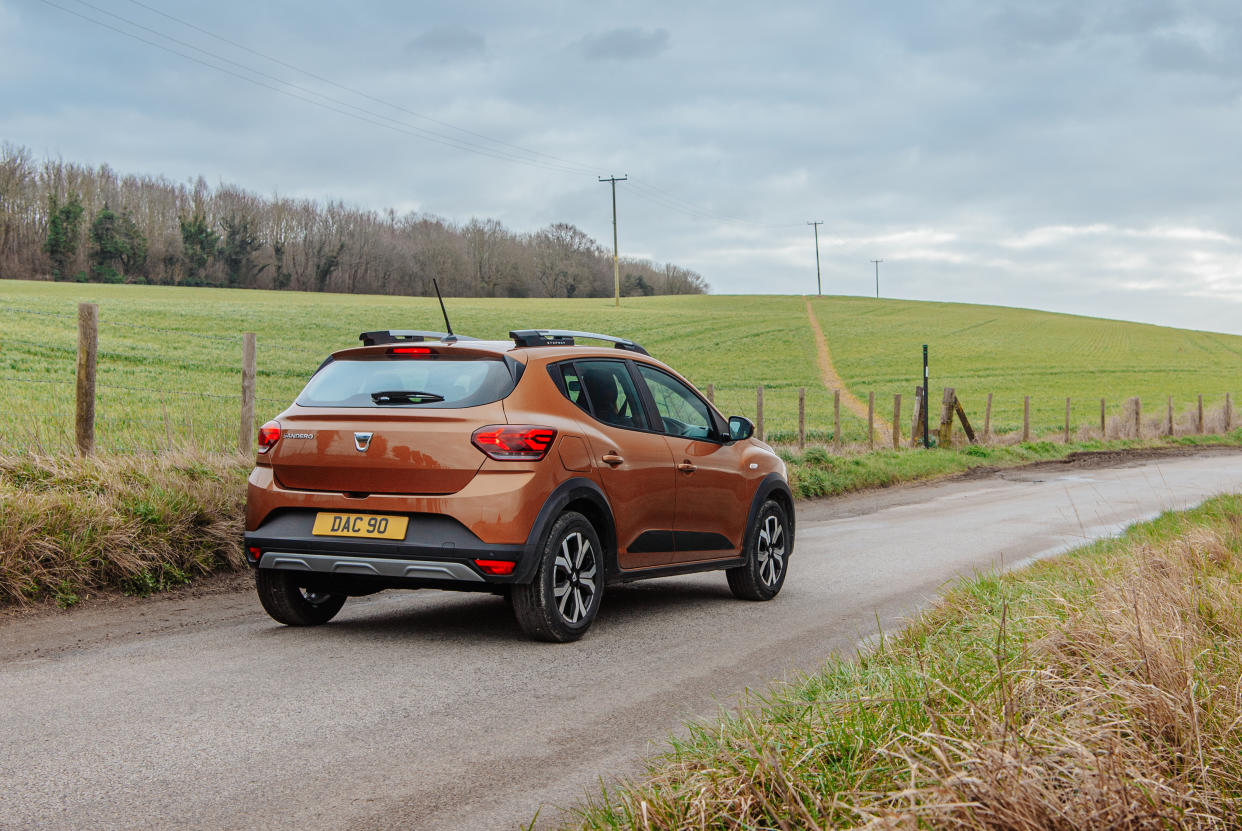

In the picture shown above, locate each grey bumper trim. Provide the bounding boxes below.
[257,551,484,582]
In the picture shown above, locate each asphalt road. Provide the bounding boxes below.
[2,449,1241,831]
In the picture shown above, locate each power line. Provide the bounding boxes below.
[41,0,595,175]
[119,0,601,175]
[39,0,812,235]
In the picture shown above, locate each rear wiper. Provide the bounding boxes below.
[370,390,445,404]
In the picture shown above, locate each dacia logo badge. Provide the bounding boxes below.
[354,432,373,452]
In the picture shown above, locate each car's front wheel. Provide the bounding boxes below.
[511,511,604,642]
[727,499,790,601]
[255,570,348,626]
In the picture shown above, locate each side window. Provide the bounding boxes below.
[558,364,590,414]
[577,360,649,431]
[636,365,714,440]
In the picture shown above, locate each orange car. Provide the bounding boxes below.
[244,329,793,641]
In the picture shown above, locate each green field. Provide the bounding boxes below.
[811,296,1242,437]
[0,281,848,453]
[2,280,1240,454]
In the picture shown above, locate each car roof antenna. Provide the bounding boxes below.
[432,279,456,341]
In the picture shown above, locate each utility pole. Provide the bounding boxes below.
[871,258,883,298]
[808,221,823,295]
[599,175,627,307]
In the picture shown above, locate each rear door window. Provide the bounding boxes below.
[297,358,516,408]
[575,360,649,431]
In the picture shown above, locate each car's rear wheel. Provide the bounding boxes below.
[727,499,790,601]
[511,511,603,642]
[255,570,348,626]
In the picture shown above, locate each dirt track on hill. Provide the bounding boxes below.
[805,296,892,438]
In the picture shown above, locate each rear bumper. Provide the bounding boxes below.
[256,551,485,583]
[244,510,527,587]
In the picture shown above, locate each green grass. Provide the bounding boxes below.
[3,281,1240,454]
[782,431,1242,498]
[811,295,1242,437]
[0,281,851,452]
[568,494,1242,828]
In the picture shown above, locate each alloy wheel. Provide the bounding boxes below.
[756,514,786,588]
[552,531,598,625]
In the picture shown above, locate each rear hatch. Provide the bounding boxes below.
[268,350,517,495]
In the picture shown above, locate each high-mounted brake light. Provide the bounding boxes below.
[390,346,433,356]
[471,425,557,461]
[474,559,517,576]
[257,420,281,454]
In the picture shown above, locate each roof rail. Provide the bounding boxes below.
[508,329,649,356]
[359,330,478,346]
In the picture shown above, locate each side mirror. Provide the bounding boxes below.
[728,416,754,441]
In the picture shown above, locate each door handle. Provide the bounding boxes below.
[677,461,698,473]
[601,453,624,466]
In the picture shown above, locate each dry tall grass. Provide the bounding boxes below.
[0,452,248,605]
[571,497,1242,830]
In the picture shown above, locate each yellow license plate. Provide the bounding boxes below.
[311,512,409,540]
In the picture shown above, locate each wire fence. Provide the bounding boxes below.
[1,303,1239,457]
[0,303,295,454]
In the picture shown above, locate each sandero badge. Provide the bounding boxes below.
[243,327,794,642]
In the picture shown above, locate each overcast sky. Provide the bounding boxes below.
[4,1,1242,333]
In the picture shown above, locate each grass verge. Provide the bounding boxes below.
[780,430,1242,499]
[0,452,247,606]
[568,494,1242,829]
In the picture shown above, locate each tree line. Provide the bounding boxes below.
[0,142,708,297]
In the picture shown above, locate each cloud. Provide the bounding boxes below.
[575,27,670,61]
[402,26,484,64]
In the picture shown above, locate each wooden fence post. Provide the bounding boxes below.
[1198,394,1204,434]
[1022,396,1030,442]
[910,387,924,447]
[75,302,98,457]
[1167,396,1174,437]
[705,383,714,405]
[1227,393,1234,431]
[756,385,764,441]
[983,393,993,443]
[1100,398,1106,437]
[797,387,805,450]
[892,394,901,449]
[867,391,875,449]
[833,390,841,449]
[240,332,257,454]
[937,387,956,447]
[1064,397,1071,443]
[1133,397,1142,438]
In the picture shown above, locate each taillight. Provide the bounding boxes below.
[257,420,281,454]
[471,425,557,460]
[474,559,516,576]
[247,546,263,563]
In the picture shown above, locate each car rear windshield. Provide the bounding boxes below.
[296,358,517,408]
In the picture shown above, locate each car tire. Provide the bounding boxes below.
[511,511,604,642]
[727,499,790,601]
[255,569,348,626]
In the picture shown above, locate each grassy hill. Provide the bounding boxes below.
[2,280,1239,454]
[810,296,1242,437]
